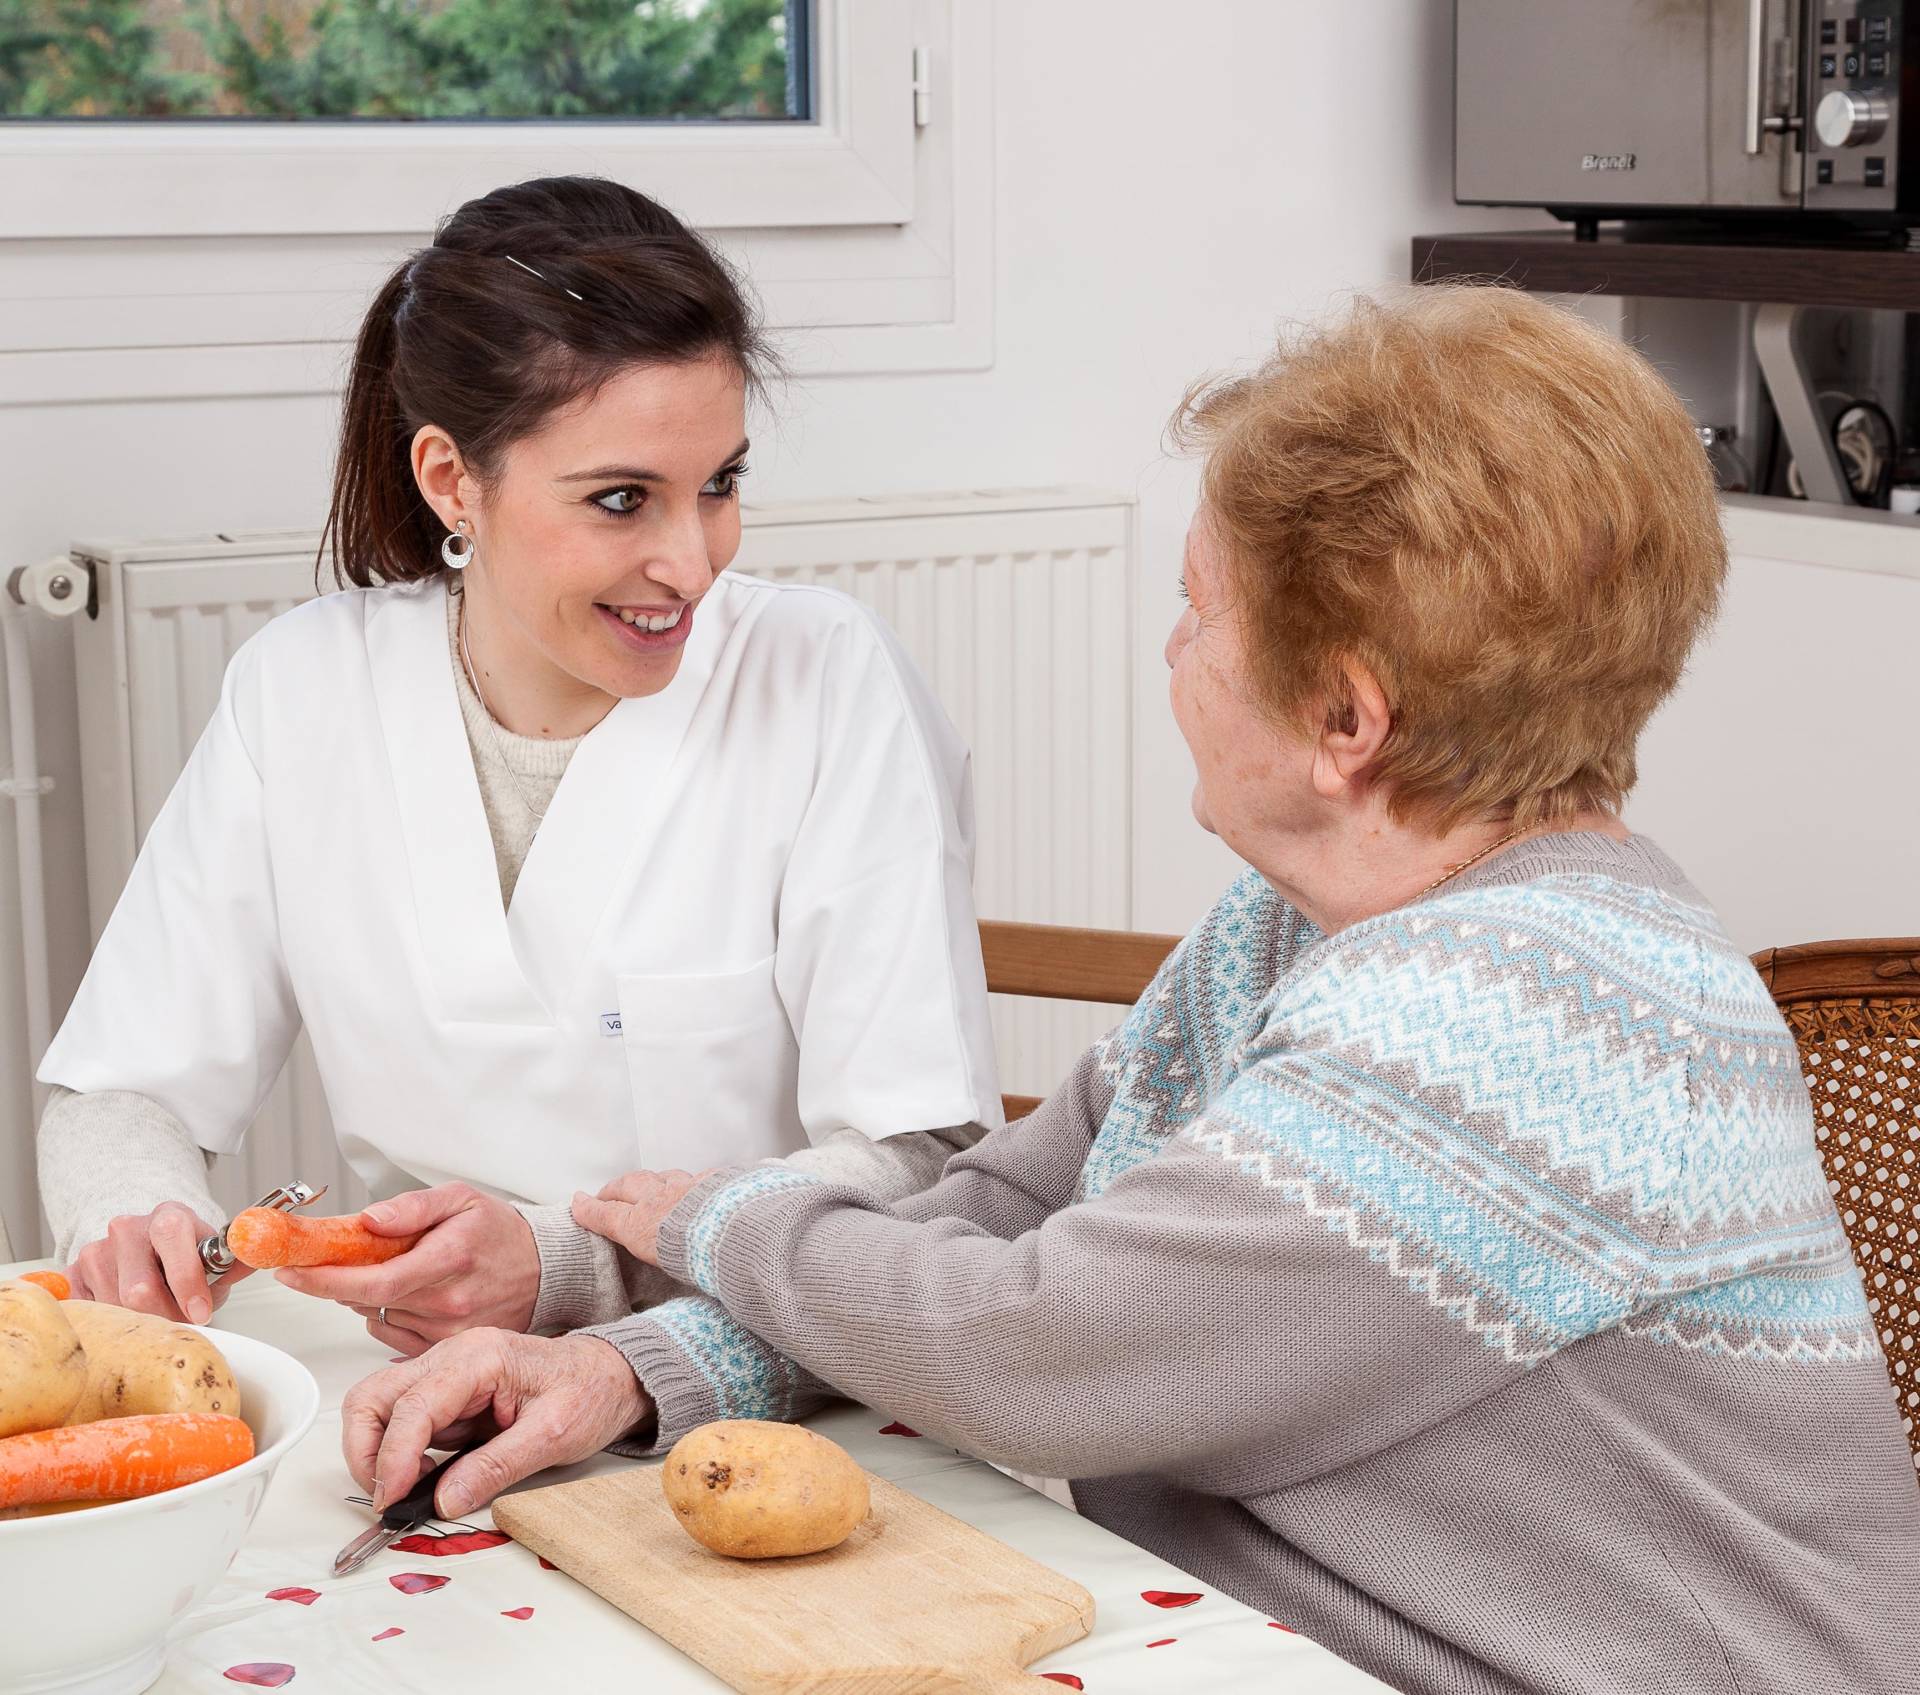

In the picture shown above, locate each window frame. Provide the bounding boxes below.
[0,0,914,239]
[0,0,988,398]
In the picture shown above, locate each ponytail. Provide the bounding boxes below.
[319,263,437,590]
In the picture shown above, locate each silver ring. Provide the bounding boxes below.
[376,1306,388,1328]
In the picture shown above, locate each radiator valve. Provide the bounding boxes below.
[6,555,90,619]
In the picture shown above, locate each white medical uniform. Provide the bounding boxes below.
[39,573,1003,1203]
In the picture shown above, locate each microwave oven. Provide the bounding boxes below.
[1456,0,1920,231]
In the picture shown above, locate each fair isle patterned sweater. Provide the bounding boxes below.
[587,834,1920,1695]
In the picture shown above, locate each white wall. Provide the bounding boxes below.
[1635,547,1920,950]
[13,1,1909,1259]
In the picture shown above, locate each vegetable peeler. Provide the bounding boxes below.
[333,1449,476,1576]
[197,1180,328,1282]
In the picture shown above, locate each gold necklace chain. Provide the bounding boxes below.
[456,587,554,834]
[1411,825,1531,903]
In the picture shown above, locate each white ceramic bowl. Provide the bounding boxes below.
[0,1326,320,1695]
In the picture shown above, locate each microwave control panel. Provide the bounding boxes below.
[1805,1,1909,210]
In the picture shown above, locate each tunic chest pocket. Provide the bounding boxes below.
[614,954,805,1172]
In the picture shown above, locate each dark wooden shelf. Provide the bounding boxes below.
[1412,229,1920,312]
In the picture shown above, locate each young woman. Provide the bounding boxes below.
[36,176,1001,1351]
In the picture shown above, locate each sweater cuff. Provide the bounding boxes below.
[580,1304,731,1457]
[656,1165,772,1294]
[517,1202,627,1333]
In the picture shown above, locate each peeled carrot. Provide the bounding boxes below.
[16,1270,69,1300]
[227,1208,421,1269]
[0,1412,253,1509]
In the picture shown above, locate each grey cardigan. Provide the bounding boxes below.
[586,835,1920,1695]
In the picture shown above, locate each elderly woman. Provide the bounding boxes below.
[342,287,1920,1695]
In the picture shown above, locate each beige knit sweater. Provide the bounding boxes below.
[37,581,975,1296]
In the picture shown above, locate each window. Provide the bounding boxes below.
[2,0,807,124]
[0,0,987,397]
[0,0,911,235]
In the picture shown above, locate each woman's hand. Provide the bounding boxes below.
[68,1201,248,1324]
[340,1328,653,1519]
[274,1183,541,1357]
[569,1169,708,1268]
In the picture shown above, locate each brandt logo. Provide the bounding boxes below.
[1581,152,1637,172]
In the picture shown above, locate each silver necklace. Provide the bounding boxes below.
[456,589,554,835]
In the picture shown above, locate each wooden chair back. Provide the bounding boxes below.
[1753,937,1920,1466]
[978,920,1180,1119]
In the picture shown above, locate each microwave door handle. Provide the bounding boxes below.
[1745,0,1767,154]
[1746,0,1804,154]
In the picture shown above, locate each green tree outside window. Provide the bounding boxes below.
[0,0,796,120]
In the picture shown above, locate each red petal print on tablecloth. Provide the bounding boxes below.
[1147,1638,1176,1647]
[877,1422,920,1437]
[371,1629,404,1642]
[501,1606,535,1620]
[1142,1590,1203,1608]
[389,1530,512,1557]
[1039,1678,1083,1690]
[1268,1621,1295,1632]
[538,1556,558,1571]
[389,1572,450,1595]
[265,1587,320,1606]
[223,1667,296,1688]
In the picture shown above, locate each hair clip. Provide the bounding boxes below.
[504,253,585,303]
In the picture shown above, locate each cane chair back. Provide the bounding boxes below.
[1753,938,1920,1468]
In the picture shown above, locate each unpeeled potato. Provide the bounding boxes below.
[58,1301,240,1425]
[0,1280,87,1438]
[662,1420,870,1560]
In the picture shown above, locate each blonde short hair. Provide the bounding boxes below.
[1174,285,1726,833]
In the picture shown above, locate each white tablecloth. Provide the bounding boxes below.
[5,1267,1393,1694]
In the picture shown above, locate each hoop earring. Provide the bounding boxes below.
[441,519,475,571]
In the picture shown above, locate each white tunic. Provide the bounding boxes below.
[39,573,1003,1204]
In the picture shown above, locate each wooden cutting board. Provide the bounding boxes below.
[493,1464,1094,1694]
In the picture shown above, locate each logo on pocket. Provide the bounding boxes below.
[599,1011,623,1037]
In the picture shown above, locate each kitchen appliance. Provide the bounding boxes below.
[1456,0,1920,233]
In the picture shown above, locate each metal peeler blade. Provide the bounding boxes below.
[198,1179,329,1281]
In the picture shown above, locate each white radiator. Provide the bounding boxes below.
[67,488,1134,1218]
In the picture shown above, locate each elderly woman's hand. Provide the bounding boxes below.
[340,1328,653,1519]
[569,1169,708,1267]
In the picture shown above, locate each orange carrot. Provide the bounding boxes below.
[16,1270,69,1300]
[0,1413,253,1509]
[227,1208,421,1269]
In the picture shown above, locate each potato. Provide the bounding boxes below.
[0,1281,87,1438]
[58,1301,241,1425]
[662,1419,870,1560]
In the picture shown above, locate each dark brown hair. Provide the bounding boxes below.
[322,175,769,588]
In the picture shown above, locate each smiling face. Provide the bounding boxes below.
[415,353,749,725]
